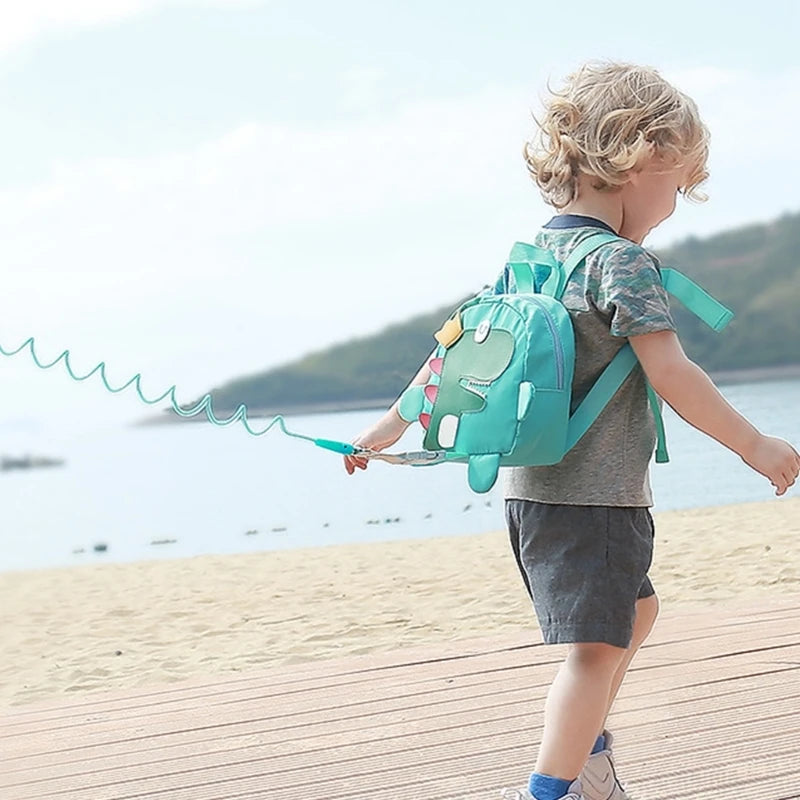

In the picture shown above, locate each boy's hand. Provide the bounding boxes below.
[343,409,410,475]
[741,435,800,496]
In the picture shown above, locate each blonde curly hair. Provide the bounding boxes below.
[524,62,710,209]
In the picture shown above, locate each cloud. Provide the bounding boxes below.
[665,66,744,95]
[0,0,257,54]
[663,66,800,160]
[0,85,533,265]
[0,86,536,406]
[338,67,388,113]
[0,69,798,416]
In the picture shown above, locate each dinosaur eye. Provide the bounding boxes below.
[474,320,491,343]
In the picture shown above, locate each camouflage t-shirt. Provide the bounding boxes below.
[502,216,676,507]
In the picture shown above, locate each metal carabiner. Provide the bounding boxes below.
[353,448,449,466]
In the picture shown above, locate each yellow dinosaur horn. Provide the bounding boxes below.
[434,312,464,348]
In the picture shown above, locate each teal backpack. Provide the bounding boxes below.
[396,231,733,493]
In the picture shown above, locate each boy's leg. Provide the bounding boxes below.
[535,642,628,781]
[505,501,655,798]
[579,593,659,800]
[603,592,659,724]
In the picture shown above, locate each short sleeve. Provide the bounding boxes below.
[593,243,676,338]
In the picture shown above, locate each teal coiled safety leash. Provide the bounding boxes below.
[0,337,358,456]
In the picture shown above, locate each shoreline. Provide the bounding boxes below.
[711,362,800,386]
[3,477,790,576]
[138,363,800,425]
[1,496,797,708]
[136,395,399,425]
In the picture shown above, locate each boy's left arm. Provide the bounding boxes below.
[629,329,800,496]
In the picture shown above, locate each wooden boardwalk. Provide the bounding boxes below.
[2,597,800,800]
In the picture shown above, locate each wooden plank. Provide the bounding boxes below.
[6,665,798,794]
[3,648,786,757]
[7,598,798,726]
[1,597,798,800]
[5,625,798,745]
[4,693,784,797]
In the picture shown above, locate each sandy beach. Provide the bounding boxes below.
[1,497,798,709]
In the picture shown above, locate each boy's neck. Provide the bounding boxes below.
[560,196,623,238]
[560,174,653,244]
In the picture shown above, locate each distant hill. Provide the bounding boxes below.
[199,299,469,415]
[202,210,800,414]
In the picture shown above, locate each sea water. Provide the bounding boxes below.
[0,379,798,573]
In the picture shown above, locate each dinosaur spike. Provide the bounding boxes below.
[434,312,463,348]
[419,412,431,430]
[424,385,438,404]
[429,357,443,375]
[397,385,425,422]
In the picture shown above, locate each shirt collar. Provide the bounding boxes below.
[543,214,617,234]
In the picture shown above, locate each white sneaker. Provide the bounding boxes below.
[579,730,630,800]
[501,778,583,799]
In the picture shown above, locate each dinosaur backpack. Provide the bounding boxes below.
[396,231,733,493]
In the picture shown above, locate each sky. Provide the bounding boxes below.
[0,0,798,431]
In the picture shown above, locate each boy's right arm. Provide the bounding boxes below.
[343,278,502,475]
[343,354,434,475]
[630,330,800,495]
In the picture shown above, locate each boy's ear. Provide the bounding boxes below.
[628,143,657,184]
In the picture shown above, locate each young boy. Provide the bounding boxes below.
[344,62,800,800]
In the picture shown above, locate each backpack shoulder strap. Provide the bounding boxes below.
[504,231,620,297]
[565,267,733,461]
[551,231,621,298]
[563,343,669,462]
[660,268,733,331]
[565,344,636,452]
[505,243,559,294]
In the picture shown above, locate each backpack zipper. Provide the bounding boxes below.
[528,296,564,390]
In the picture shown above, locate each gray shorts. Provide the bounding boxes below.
[505,500,655,649]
